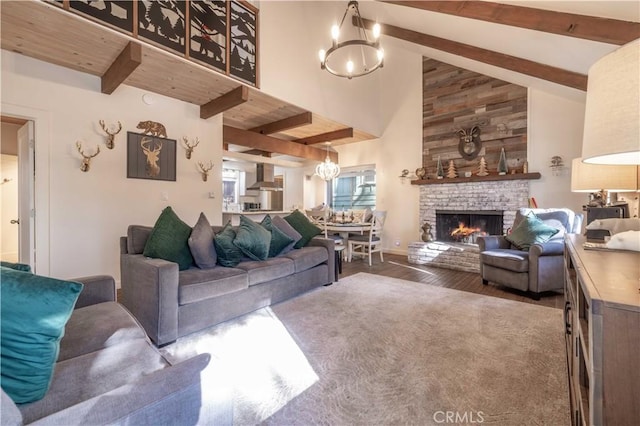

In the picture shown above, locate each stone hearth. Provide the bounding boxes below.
[410,180,530,272]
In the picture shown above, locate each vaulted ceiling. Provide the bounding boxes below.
[1,1,638,164]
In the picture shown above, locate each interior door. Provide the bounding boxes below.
[17,121,35,267]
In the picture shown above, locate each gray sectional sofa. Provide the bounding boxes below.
[120,225,335,347]
[1,275,231,425]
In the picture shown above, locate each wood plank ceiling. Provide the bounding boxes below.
[0,0,376,163]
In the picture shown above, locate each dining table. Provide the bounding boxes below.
[325,222,370,241]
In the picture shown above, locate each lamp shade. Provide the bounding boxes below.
[582,39,640,165]
[571,157,639,192]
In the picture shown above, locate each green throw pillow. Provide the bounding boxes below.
[0,267,83,404]
[283,210,322,249]
[261,215,296,258]
[143,206,194,271]
[214,223,244,267]
[0,261,32,273]
[506,213,560,250]
[234,215,271,261]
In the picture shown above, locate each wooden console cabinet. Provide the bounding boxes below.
[563,234,640,425]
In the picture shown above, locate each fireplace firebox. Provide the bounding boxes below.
[436,210,503,243]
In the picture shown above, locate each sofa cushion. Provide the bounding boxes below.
[0,261,31,272]
[282,246,328,273]
[236,257,296,286]
[188,212,217,269]
[233,215,271,261]
[0,267,83,404]
[284,210,322,249]
[58,302,147,362]
[514,208,575,240]
[178,267,248,305]
[214,223,244,267]
[480,249,530,273]
[506,213,560,250]
[143,207,194,271]
[271,215,302,254]
[261,215,296,258]
[19,339,169,424]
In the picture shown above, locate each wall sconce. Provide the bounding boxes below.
[550,156,564,176]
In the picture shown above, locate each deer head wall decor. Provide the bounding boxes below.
[76,141,100,172]
[99,120,122,149]
[141,137,162,177]
[182,137,200,159]
[456,125,482,160]
[198,161,214,182]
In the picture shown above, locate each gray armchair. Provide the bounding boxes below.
[477,208,583,299]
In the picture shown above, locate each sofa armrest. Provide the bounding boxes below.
[120,254,179,346]
[307,237,335,284]
[1,389,22,426]
[477,235,510,251]
[72,275,116,309]
[529,240,565,257]
[29,353,232,426]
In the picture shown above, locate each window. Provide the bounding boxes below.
[222,168,240,208]
[329,165,376,210]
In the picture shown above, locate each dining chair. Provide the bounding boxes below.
[305,209,344,244]
[347,210,386,266]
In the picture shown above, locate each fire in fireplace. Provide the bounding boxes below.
[436,210,503,243]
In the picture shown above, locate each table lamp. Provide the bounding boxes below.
[571,157,639,207]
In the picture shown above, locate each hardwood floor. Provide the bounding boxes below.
[340,253,564,309]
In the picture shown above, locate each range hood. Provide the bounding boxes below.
[247,163,283,191]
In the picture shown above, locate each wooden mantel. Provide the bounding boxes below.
[411,172,541,185]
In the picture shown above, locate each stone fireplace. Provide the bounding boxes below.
[435,210,503,243]
[409,180,530,272]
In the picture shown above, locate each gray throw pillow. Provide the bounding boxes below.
[271,215,302,253]
[188,213,217,269]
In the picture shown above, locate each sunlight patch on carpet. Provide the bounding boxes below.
[160,308,318,424]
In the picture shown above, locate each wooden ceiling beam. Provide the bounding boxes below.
[380,1,640,46]
[200,86,249,119]
[295,128,354,145]
[249,112,313,134]
[101,41,142,94]
[356,17,587,91]
[241,149,272,157]
[224,125,338,162]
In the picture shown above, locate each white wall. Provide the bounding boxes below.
[528,89,587,214]
[1,155,19,262]
[2,50,222,281]
[336,38,423,255]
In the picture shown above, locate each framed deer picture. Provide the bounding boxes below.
[127,132,176,181]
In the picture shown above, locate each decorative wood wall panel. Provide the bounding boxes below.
[422,58,527,179]
[61,0,258,87]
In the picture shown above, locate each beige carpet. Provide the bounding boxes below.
[161,272,569,425]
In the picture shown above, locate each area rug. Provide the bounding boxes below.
[160,272,569,425]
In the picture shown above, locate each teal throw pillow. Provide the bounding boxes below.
[234,215,271,261]
[143,206,194,271]
[214,223,244,267]
[188,213,217,269]
[0,267,83,404]
[283,210,322,249]
[261,215,296,258]
[0,261,32,273]
[506,213,560,250]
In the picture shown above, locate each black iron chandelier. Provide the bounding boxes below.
[318,1,384,79]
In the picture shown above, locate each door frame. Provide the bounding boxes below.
[1,103,51,275]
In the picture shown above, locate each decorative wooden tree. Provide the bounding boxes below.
[446,160,457,178]
[477,156,489,176]
[498,148,508,175]
[436,156,444,179]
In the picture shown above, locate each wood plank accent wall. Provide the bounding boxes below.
[423,58,527,179]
